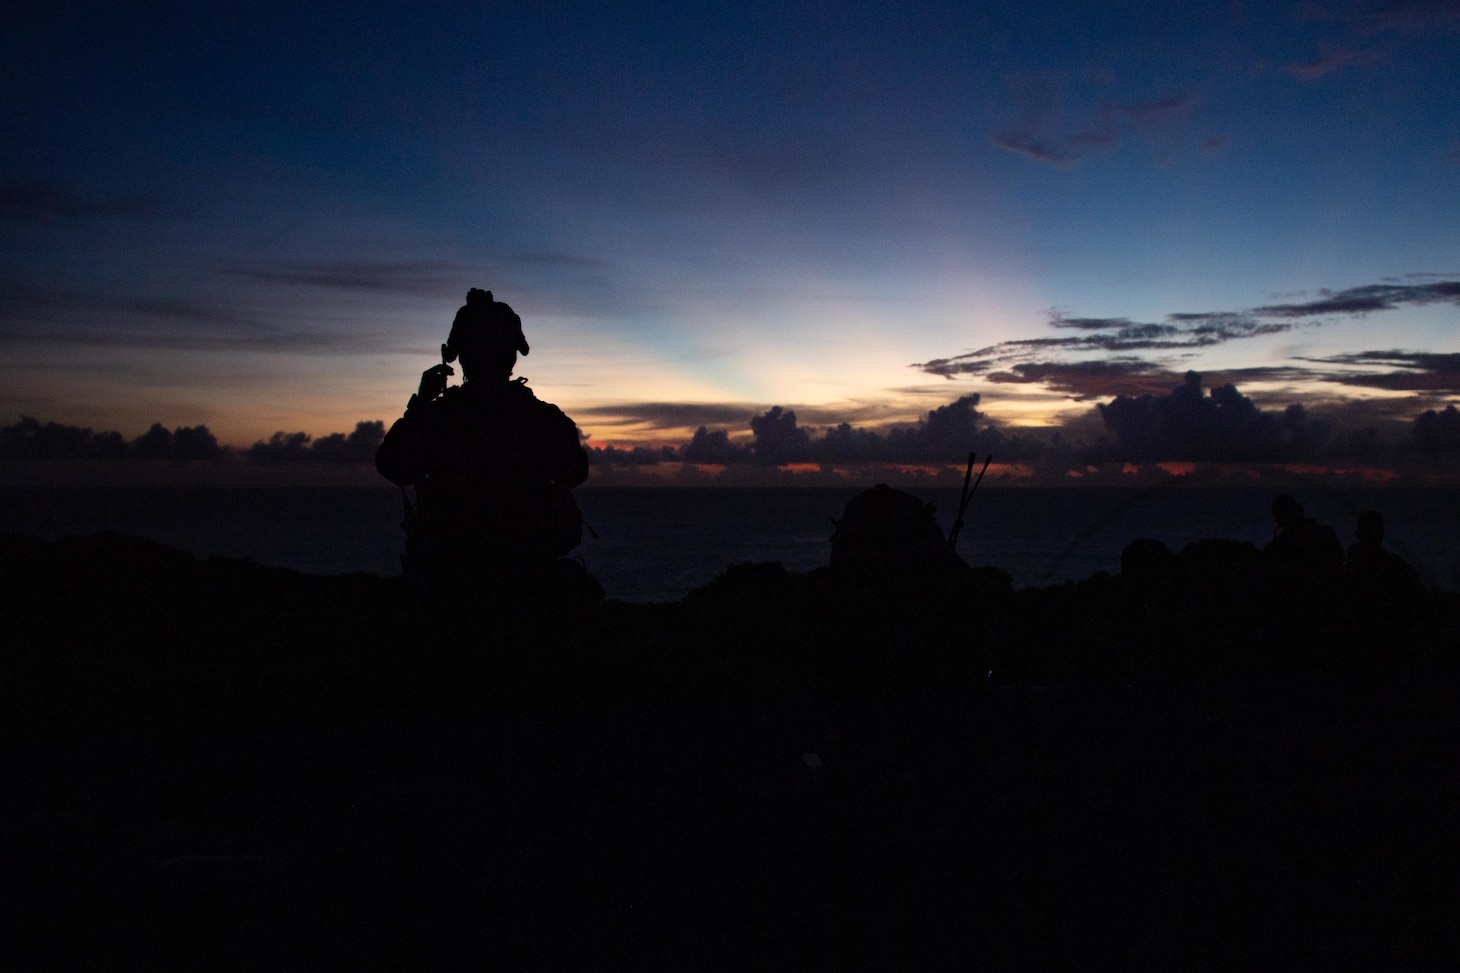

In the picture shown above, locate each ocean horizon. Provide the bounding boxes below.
[2,485,1456,602]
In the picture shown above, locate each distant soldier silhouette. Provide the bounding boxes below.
[1343,510,1422,600]
[376,289,593,617]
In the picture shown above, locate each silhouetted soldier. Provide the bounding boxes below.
[1263,494,1343,580]
[376,289,592,619]
[1344,510,1422,600]
[1261,495,1344,655]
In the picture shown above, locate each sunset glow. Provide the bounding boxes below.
[3,3,1458,484]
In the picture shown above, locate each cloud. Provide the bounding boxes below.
[1380,271,1460,282]
[989,134,1082,168]
[749,406,811,464]
[1252,280,1460,317]
[0,320,371,355]
[0,177,152,222]
[0,284,420,355]
[985,360,1178,399]
[587,444,679,467]
[0,417,223,461]
[913,276,1460,400]
[223,259,464,293]
[575,402,762,433]
[990,76,1196,169]
[1123,93,1195,126]
[1413,404,1460,452]
[1373,0,1460,34]
[1049,315,1135,331]
[671,396,1045,467]
[1094,371,1335,463]
[247,422,386,463]
[915,310,1298,381]
[504,251,611,270]
[1278,2,1456,85]
[681,425,752,464]
[1286,44,1374,80]
[1299,350,1460,392]
[308,421,386,463]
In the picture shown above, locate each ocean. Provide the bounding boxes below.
[2,485,1456,602]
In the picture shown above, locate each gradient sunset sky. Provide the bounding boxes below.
[4,1,1458,457]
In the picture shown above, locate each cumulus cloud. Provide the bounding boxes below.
[587,444,679,467]
[749,406,811,464]
[1413,404,1460,452]
[248,432,313,463]
[668,396,1044,468]
[0,417,222,461]
[247,421,387,463]
[681,426,752,464]
[133,423,224,461]
[308,422,386,463]
[2,416,391,464]
[1094,371,1333,463]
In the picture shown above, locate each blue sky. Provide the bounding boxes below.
[3,0,1458,457]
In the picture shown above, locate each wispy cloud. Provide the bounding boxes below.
[990,77,1197,169]
[0,177,152,222]
[574,402,761,432]
[504,251,611,270]
[916,312,1294,380]
[913,276,1460,400]
[1300,350,1460,392]
[223,259,464,293]
[989,134,1082,168]
[1123,93,1195,125]
[0,284,418,356]
[576,399,916,438]
[1286,43,1375,80]
[1252,280,1460,317]
[1373,0,1460,34]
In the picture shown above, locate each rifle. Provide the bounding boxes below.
[948,451,992,551]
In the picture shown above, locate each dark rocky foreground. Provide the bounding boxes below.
[3,532,1459,968]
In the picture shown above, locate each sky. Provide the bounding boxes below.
[3,1,1459,481]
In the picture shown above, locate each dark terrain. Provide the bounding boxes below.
[3,531,1458,968]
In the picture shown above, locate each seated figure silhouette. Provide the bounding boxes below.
[1261,495,1344,638]
[1263,495,1342,578]
[828,484,970,591]
[376,289,592,617]
[1344,510,1422,601]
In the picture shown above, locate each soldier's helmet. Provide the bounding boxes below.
[444,288,530,364]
